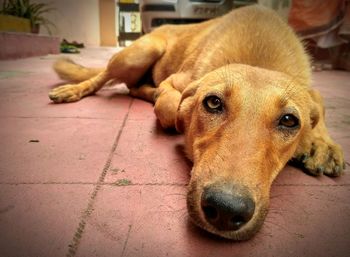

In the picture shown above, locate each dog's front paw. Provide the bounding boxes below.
[49,84,83,103]
[296,138,345,177]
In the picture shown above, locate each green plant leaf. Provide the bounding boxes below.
[0,0,56,33]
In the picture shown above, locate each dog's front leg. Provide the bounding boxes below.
[294,89,346,176]
[154,76,181,129]
[154,73,191,129]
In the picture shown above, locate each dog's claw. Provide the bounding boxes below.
[301,154,309,163]
[335,165,340,174]
[316,166,324,175]
[328,165,342,177]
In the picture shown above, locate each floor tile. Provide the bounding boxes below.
[0,74,131,120]
[74,184,350,257]
[75,186,141,257]
[105,119,191,185]
[128,98,156,121]
[312,71,350,98]
[0,117,121,183]
[124,185,350,257]
[0,47,118,74]
[0,184,93,257]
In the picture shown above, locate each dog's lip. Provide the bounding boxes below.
[189,208,267,240]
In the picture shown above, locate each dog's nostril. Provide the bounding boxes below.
[203,205,218,220]
[230,215,246,230]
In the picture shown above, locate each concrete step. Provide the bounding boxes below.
[0,32,60,60]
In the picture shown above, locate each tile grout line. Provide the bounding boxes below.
[0,115,122,120]
[66,99,134,257]
[1,181,350,187]
[120,224,132,257]
[273,183,350,187]
[0,181,189,186]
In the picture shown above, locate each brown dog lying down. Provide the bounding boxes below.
[49,5,345,240]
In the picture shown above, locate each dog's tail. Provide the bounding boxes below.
[53,57,104,83]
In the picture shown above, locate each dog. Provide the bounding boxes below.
[49,5,345,240]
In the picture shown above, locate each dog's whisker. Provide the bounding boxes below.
[252,228,274,240]
[267,209,285,215]
[164,193,187,197]
[269,193,290,199]
[263,219,294,236]
[265,210,285,218]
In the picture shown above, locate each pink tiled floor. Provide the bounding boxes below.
[0,48,349,257]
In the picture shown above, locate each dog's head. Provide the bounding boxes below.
[176,64,318,240]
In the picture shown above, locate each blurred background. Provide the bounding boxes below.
[0,0,349,70]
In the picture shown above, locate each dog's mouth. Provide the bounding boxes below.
[186,180,270,240]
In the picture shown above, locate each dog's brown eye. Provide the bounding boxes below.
[203,95,223,113]
[279,114,299,128]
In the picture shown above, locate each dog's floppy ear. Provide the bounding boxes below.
[308,89,322,129]
[175,81,201,133]
[309,104,320,129]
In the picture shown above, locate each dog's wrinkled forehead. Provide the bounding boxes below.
[202,65,291,90]
[196,65,303,109]
[176,64,311,135]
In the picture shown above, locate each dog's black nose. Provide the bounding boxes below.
[201,186,255,231]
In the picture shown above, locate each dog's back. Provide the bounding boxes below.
[53,6,310,90]
[152,5,311,88]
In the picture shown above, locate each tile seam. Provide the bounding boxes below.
[66,98,133,257]
[0,182,189,186]
[273,183,350,187]
[0,115,122,120]
[120,224,132,257]
[1,182,349,187]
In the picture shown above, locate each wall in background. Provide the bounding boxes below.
[36,0,100,46]
[0,0,102,46]
[99,0,117,46]
[0,0,120,46]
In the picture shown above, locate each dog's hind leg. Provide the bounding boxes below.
[129,84,156,103]
[49,34,166,103]
[49,71,110,103]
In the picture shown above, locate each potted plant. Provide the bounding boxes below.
[0,13,31,33]
[0,0,56,34]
